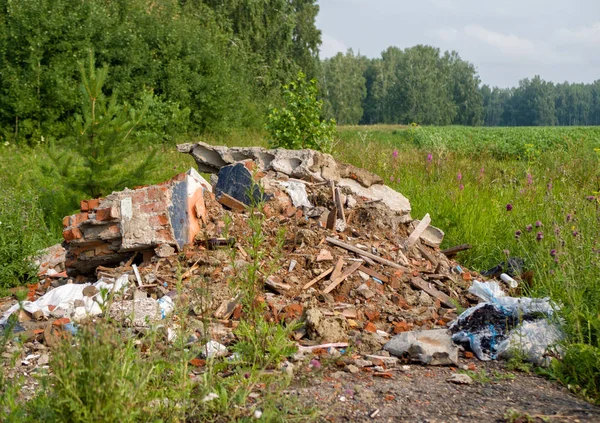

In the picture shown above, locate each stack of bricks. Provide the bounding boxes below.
[62,168,211,276]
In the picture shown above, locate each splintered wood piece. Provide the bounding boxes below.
[410,276,455,308]
[326,237,406,270]
[326,206,338,231]
[330,257,345,281]
[323,260,363,294]
[441,244,472,257]
[396,248,410,266]
[416,242,438,268]
[358,265,389,283]
[265,277,291,294]
[334,187,346,223]
[303,266,334,290]
[406,213,431,249]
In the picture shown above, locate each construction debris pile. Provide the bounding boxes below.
[3,142,541,368]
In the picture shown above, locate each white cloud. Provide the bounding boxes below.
[320,33,348,58]
[464,24,541,59]
[556,22,600,48]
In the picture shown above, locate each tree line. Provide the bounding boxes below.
[320,47,600,127]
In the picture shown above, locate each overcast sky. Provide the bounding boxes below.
[316,0,600,87]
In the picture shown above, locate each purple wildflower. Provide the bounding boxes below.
[573,230,579,237]
[457,171,463,181]
[526,224,533,232]
[427,153,433,162]
[389,175,394,182]
[515,230,522,239]
[586,195,596,202]
[392,149,398,158]
[506,203,513,211]
[310,359,321,369]
[566,214,572,222]
[550,249,557,257]
[459,184,464,191]
[503,249,510,256]
[535,220,543,227]
[527,173,533,185]
[547,182,553,191]
[480,167,485,177]
[536,232,544,241]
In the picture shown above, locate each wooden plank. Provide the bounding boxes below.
[410,277,456,308]
[326,206,338,231]
[302,266,334,290]
[406,213,431,249]
[326,237,407,270]
[323,260,363,294]
[334,187,346,223]
[330,257,345,281]
[358,265,389,283]
[441,244,472,257]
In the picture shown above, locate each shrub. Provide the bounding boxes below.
[0,188,53,289]
[266,72,336,153]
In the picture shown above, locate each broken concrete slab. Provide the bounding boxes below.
[384,329,458,366]
[304,308,349,343]
[108,298,161,327]
[177,141,383,188]
[336,178,411,221]
[62,169,211,276]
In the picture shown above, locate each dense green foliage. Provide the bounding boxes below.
[266,72,336,153]
[0,0,321,144]
[0,189,53,289]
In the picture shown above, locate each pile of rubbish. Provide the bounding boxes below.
[0,142,561,369]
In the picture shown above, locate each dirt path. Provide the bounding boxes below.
[290,361,600,422]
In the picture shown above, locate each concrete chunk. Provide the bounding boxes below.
[384,329,458,366]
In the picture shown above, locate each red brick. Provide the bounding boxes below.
[63,227,83,242]
[80,200,89,211]
[140,202,166,214]
[218,194,246,212]
[150,214,169,227]
[53,317,70,327]
[74,212,89,226]
[147,186,163,201]
[364,310,380,322]
[242,159,256,172]
[127,191,143,205]
[157,228,174,241]
[62,216,71,228]
[462,272,472,281]
[232,304,243,320]
[94,244,113,256]
[88,199,100,210]
[464,351,474,359]
[284,303,303,319]
[96,207,118,221]
[364,322,377,333]
[393,321,409,334]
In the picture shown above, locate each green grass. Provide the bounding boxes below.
[1,124,599,408]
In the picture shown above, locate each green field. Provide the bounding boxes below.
[1,125,600,405]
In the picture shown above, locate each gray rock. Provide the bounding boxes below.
[447,373,473,385]
[345,364,360,374]
[354,358,373,368]
[384,329,458,366]
[357,283,375,299]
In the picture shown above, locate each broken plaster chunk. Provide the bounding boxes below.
[202,340,228,359]
[317,249,333,262]
[357,283,375,299]
[155,243,176,258]
[384,329,458,366]
[337,178,411,217]
[447,373,473,385]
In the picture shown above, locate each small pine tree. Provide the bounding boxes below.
[51,52,157,199]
